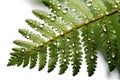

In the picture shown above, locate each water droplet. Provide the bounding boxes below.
[26,35,30,39]
[84,15,87,19]
[50,15,56,22]
[62,50,64,53]
[76,51,79,54]
[106,12,109,15]
[53,11,56,13]
[32,59,35,61]
[115,0,120,4]
[57,4,62,10]
[52,2,55,5]
[50,37,53,40]
[36,44,39,47]
[21,48,25,52]
[34,28,37,30]
[72,9,76,12]
[108,61,111,64]
[112,53,115,58]
[85,20,89,24]
[67,38,70,42]
[113,30,116,34]
[47,14,51,18]
[72,44,75,47]
[85,48,88,51]
[62,7,68,14]
[86,0,92,7]
[40,23,44,28]
[90,55,94,59]
[54,42,57,46]
[63,59,67,62]
[60,32,64,35]
[108,21,112,23]
[36,35,40,38]
[88,38,91,41]
[107,40,110,43]
[101,13,104,16]
[102,24,107,32]
[114,5,118,8]
[91,31,94,34]
[109,46,111,49]
[65,2,68,5]
[85,34,88,37]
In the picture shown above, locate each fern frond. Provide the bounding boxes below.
[81,24,97,76]
[58,35,71,75]
[70,30,82,76]
[8,0,120,77]
[99,18,118,71]
[48,41,58,72]
[38,46,47,71]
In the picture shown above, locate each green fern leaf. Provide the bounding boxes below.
[58,35,71,75]
[7,0,120,77]
[48,41,58,72]
[70,30,82,76]
[38,46,47,71]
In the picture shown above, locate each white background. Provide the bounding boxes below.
[0,0,119,80]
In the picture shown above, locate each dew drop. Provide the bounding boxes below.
[107,40,110,43]
[108,61,111,64]
[88,38,91,41]
[112,53,115,58]
[47,14,51,18]
[67,38,70,42]
[40,23,44,28]
[57,4,62,10]
[53,28,58,31]
[50,15,56,22]
[32,58,35,61]
[76,51,79,54]
[72,9,76,12]
[91,31,94,34]
[65,2,68,5]
[113,30,116,34]
[90,55,94,59]
[21,48,25,52]
[114,5,118,9]
[62,50,64,53]
[102,24,107,32]
[115,0,120,4]
[36,44,39,47]
[85,34,88,37]
[106,12,109,15]
[53,42,57,46]
[26,35,30,39]
[84,15,87,19]
[101,13,104,16]
[85,48,88,51]
[60,32,64,35]
[53,11,56,13]
[86,0,92,7]
[52,2,55,5]
[62,7,68,14]
[63,59,67,62]
[50,37,53,40]
[34,28,38,30]
[108,21,112,24]
[72,44,75,47]
[109,46,111,49]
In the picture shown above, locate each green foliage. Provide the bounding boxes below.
[7,0,120,76]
